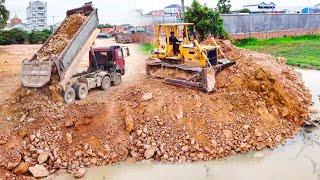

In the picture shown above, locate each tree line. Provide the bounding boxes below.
[0,28,52,45]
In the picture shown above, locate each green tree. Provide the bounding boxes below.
[184,0,227,40]
[28,29,52,44]
[0,29,52,45]
[0,0,9,28]
[238,8,250,13]
[97,24,113,28]
[8,28,28,44]
[216,0,231,14]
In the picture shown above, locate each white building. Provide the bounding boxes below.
[26,1,47,30]
[164,4,182,22]
[243,2,278,13]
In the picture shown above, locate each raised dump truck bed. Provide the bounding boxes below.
[20,2,99,89]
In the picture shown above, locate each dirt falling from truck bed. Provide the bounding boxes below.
[0,40,312,178]
[35,13,86,61]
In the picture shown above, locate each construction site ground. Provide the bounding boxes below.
[55,68,320,180]
[0,38,319,179]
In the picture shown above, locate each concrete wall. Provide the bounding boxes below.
[222,14,320,39]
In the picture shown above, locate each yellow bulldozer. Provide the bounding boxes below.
[146,23,235,92]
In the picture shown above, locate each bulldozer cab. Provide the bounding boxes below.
[153,23,194,59]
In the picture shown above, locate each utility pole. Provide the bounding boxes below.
[181,0,185,19]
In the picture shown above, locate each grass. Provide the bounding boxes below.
[234,35,320,69]
[140,43,154,55]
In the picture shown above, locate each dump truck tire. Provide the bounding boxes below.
[63,87,76,104]
[101,76,111,90]
[113,73,122,86]
[75,83,88,100]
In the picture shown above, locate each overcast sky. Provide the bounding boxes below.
[4,0,319,25]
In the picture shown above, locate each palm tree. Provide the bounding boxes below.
[0,0,9,29]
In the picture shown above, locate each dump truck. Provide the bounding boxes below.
[20,2,129,104]
[115,33,133,44]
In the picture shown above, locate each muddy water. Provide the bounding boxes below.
[54,69,320,180]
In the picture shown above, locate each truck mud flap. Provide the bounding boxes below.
[20,60,52,88]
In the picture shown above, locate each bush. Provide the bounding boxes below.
[184,0,227,41]
[0,29,52,45]
[28,30,51,44]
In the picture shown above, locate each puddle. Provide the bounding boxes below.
[53,69,320,180]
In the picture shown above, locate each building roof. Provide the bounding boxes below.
[314,3,320,8]
[165,4,182,9]
[146,10,165,16]
[244,2,276,8]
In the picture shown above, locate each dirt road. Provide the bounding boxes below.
[0,39,147,104]
[0,45,41,103]
[83,38,147,103]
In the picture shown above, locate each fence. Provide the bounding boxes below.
[222,14,320,39]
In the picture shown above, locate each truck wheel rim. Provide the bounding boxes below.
[67,92,72,99]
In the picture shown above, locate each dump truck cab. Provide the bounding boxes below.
[89,46,129,75]
[61,46,129,104]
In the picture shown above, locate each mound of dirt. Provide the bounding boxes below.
[35,13,86,61]
[0,40,312,178]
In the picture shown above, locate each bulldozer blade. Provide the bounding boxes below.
[165,78,201,89]
[201,67,216,93]
[163,68,216,92]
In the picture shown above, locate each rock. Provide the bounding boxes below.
[275,134,282,143]
[142,93,153,101]
[74,150,83,157]
[144,146,157,159]
[13,162,29,175]
[5,172,10,177]
[254,129,263,137]
[211,139,218,147]
[19,114,27,122]
[181,145,189,152]
[66,133,73,144]
[104,144,111,152]
[38,151,50,164]
[65,118,74,127]
[281,108,289,117]
[240,142,249,151]
[137,129,143,136]
[197,153,204,159]
[125,114,134,133]
[28,165,49,178]
[17,128,28,138]
[27,118,36,123]
[6,116,12,121]
[36,131,41,138]
[6,151,22,170]
[84,143,89,150]
[30,134,36,141]
[191,139,196,145]
[243,125,250,130]
[74,168,86,178]
[223,130,233,139]
[0,140,7,145]
[176,106,184,120]
[57,114,64,120]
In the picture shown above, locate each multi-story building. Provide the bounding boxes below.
[164,4,182,21]
[26,1,47,30]
[142,4,183,24]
